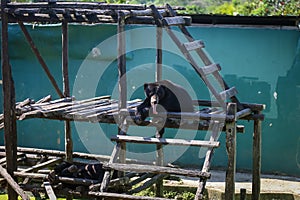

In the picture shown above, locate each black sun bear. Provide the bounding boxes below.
[136,80,194,137]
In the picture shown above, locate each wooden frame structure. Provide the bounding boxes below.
[0,1,264,200]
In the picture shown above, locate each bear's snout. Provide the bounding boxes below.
[150,95,159,114]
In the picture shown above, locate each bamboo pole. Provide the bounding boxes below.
[1,0,18,199]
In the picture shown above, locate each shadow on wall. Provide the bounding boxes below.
[276,36,300,174]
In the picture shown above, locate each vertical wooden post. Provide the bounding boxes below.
[155,24,164,197]
[1,0,18,199]
[117,11,127,166]
[252,112,261,200]
[225,103,237,200]
[156,26,162,82]
[62,19,73,200]
[62,20,73,163]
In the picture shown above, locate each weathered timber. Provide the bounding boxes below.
[36,95,52,104]
[14,171,100,185]
[0,165,30,200]
[225,103,237,200]
[103,163,211,178]
[156,25,163,82]
[2,0,18,197]
[18,21,64,98]
[194,100,265,112]
[44,181,56,200]
[128,173,154,187]
[100,142,122,192]
[128,174,166,195]
[6,2,146,10]
[89,191,173,200]
[111,135,220,148]
[195,122,222,200]
[21,158,62,173]
[252,111,262,200]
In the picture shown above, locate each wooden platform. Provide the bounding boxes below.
[0,95,263,133]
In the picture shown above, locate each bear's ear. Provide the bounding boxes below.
[144,83,150,97]
[157,85,166,99]
[144,83,149,91]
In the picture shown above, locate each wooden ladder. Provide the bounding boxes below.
[100,117,223,200]
[150,4,244,111]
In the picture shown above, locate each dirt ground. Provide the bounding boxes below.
[166,170,300,199]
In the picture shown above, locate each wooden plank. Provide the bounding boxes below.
[128,174,166,195]
[103,163,211,178]
[236,108,252,119]
[89,191,172,200]
[183,40,205,51]
[219,87,238,101]
[100,142,122,192]
[194,100,265,112]
[111,135,220,148]
[21,158,62,173]
[44,182,56,200]
[201,63,221,75]
[7,2,147,10]
[225,103,237,200]
[163,16,186,26]
[0,165,30,200]
[195,122,221,199]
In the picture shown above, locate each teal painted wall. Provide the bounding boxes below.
[0,23,299,177]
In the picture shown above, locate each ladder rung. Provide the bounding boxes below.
[163,16,186,26]
[111,135,220,148]
[219,87,238,101]
[103,163,211,178]
[183,40,205,51]
[201,63,221,75]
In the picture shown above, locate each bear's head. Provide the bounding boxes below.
[144,83,166,114]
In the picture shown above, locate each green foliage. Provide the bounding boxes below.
[211,2,235,15]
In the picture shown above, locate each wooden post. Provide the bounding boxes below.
[117,11,127,170]
[62,20,73,200]
[156,26,162,82]
[155,23,164,198]
[225,103,237,200]
[1,0,18,199]
[62,20,73,163]
[252,112,261,200]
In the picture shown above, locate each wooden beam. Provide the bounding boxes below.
[1,0,18,198]
[111,135,220,148]
[18,21,64,98]
[252,111,262,200]
[62,20,73,163]
[117,11,127,175]
[0,165,29,200]
[44,182,56,200]
[103,163,211,178]
[156,26,162,82]
[225,103,237,200]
